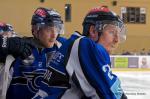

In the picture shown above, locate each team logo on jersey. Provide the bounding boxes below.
[48,51,64,66]
[46,51,57,64]
[11,69,46,93]
[43,66,69,88]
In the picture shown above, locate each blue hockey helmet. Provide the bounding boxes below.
[31,7,64,34]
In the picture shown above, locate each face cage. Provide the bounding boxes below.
[36,21,64,34]
[95,20,126,43]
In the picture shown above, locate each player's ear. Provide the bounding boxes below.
[89,25,95,35]
[32,25,38,38]
[89,25,99,41]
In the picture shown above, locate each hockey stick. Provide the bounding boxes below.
[0,55,15,99]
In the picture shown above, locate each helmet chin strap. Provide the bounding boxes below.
[95,32,102,43]
[93,25,102,43]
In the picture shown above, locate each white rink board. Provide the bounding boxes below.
[113,70,150,99]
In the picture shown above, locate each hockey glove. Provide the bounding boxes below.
[1,36,34,59]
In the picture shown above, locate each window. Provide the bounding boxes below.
[121,7,146,24]
[39,0,45,3]
[65,4,71,22]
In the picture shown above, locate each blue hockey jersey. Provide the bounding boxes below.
[34,31,126,99]
[6,37,66,99]
[62,37,124,99]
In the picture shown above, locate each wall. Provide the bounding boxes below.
[0,0,149,53]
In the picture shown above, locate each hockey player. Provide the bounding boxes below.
[0,23,34,99]
[0,22,17,37]
[34,6,127,99]
[0,23,33,62]
[0,36,34,61]
[6,7,65,99]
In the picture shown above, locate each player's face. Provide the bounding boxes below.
[38,26,58,48]
[98,24,120,53]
